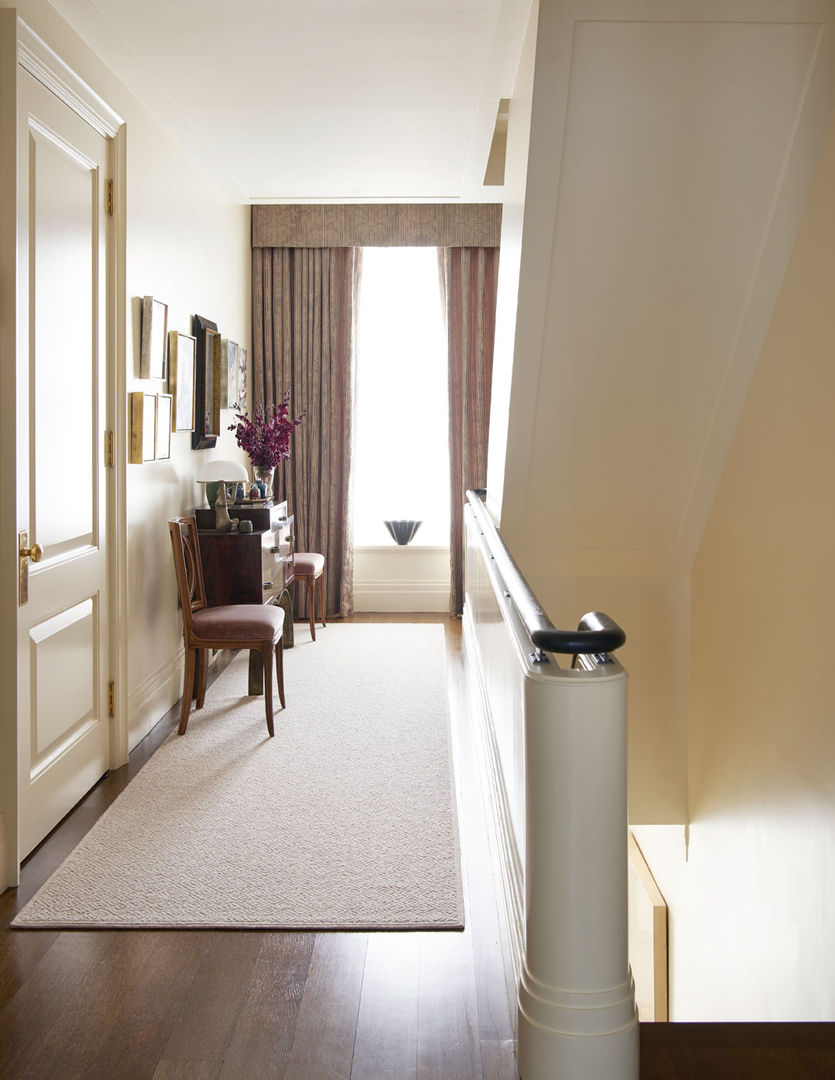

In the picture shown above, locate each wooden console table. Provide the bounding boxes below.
[195,502,295,693]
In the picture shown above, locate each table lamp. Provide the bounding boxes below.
[195,459,248,531]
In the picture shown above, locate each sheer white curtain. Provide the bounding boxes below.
[353,247,450,547]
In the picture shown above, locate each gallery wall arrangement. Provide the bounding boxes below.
[129,295,248,464]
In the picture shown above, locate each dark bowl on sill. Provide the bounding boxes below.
[383,520,422,545]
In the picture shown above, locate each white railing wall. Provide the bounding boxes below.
[463,497,639,1080]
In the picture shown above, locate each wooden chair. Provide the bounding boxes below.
[168,515,286,736]
[293,552,326,640]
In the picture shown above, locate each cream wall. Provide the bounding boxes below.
[123,118,249,747]
[353,547,450,612]
[0,0,250,768]
[484,0,536,522]
[635,106,835,1020]
[489,0,835,824]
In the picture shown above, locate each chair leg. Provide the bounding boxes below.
[179,648,196,735]
[275,639,285,709]
[318,571,326,628]
[261,644,275,737]
[307,575,316,641]
[195,649,209,709]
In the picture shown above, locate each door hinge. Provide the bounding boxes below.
[108,681,115,718]
[105,178,114,217]
[105,429,115,468]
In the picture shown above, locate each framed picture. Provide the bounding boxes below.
[168,330,196,431]
[207,328,222,436]
[191,314,219,450]
[156,393,173,460]
[129,391,157,463]
[221,339,239,409]
[140,296,168,379]
[237,345,248,412]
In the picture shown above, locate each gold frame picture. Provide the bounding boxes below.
[156,393,173,460]
[168,330,196,431]
[140,296,169,380]
[129,391,157,463]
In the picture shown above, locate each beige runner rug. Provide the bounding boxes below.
[14,623,464,930]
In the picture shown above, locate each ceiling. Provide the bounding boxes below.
[51,0,532,203]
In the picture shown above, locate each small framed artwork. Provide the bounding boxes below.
[168,330,196,431]
[192,314,219,450]
[207,328,222,436]
[140,296,169,379]
[237,345,248,412]
[221,339,239,409]
[129,391,157,463]
[156,393,173,460]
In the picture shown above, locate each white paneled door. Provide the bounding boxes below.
[16,70,112,858]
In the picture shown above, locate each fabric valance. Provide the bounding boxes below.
[251,203,502,248]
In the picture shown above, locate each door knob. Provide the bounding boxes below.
[20,540,43,562]
[18,530,42,606]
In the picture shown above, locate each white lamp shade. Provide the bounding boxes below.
[195,459,248,482]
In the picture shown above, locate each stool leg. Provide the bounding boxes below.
[308,575,316,641]
[319,571,326,628]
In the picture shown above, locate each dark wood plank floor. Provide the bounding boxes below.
[0,616,516,1080]
[2,614,834,1079]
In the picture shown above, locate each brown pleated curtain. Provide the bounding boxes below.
[251,204,500,619]
[439,247,500,615]
[251,246,361,618]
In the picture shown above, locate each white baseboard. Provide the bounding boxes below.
[127,648,184,751]
[353,581,449,612]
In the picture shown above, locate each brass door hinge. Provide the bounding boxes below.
[104,429,115,468]
[105,179,114,217]
[108,681,115,718]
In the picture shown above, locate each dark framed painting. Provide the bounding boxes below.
[191,314,219,450]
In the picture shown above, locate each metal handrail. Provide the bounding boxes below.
[466,489,626,655]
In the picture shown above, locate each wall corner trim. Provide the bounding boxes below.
[16,18,123,137]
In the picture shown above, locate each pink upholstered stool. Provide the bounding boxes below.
[294,552,326,640]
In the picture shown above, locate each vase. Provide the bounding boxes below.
[254,464,274,500]
[383,519,422,545]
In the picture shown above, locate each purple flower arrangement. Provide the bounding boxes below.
[228,391,304,469]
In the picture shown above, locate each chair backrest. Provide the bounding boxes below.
[168,516,208,639]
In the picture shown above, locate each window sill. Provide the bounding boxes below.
[353,544,450,553]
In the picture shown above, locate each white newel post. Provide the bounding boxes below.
[517,662,639,1080]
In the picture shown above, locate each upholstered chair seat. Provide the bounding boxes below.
[293,552,326,640]
[191,605,285,643]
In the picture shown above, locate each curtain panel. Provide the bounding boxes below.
[252,246,361,619]
[440,246,500,616]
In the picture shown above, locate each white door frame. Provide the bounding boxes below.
[0,16,127,887]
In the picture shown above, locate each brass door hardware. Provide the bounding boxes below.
[18,530,43,606]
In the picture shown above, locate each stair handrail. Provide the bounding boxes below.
[466,490,626,656]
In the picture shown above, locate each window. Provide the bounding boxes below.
[353,247,449,547]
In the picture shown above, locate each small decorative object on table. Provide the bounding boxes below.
[383,520,422,545]
[228,389,304,501]
[195,459,248,531]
